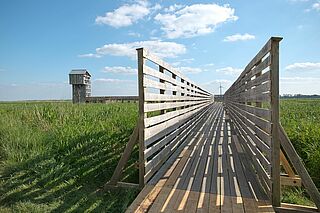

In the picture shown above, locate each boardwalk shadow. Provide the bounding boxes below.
[0,130,139,212]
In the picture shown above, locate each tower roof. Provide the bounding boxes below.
[69,69,91,76]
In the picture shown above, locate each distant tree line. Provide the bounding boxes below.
[280,94,320,99]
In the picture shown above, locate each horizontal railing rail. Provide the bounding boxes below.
[137,48,213,186]
[224,37,282,206]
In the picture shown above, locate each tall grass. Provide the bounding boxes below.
[0,99,319,211]
[0,102,139,212]
[280,99,320,206]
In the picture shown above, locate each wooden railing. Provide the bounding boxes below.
[137,48,213,186]
[224,37,282,206]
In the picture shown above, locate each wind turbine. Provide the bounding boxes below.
[218,82,224,96]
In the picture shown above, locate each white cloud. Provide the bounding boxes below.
[280,77,320,81]
[154,3,238,39]
[285,62,320,71]
[102,66,137,75]
[223,33,255,42]
[95,1,150,28]
[78,53,102,58]
[312,2,320,11]
[95,40,186,59]
[203,79,232,85]
[164,4,185,12]
[94,78,134,83]
[152,3,162,11]
[216,67,242,75]
[280,76,320,94]
[179,67,203,74]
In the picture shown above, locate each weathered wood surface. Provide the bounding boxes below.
[137,47,213,185]
[126,103,273,213]
[224,37,282,206]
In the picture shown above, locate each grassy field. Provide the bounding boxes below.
[280,98,320,206]
[0,102,139,212]
[0,99,319,212]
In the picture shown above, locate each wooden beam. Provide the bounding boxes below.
[107,124,139,186]
[137,48,146,188]
[275,203,318,213]
[280,175,301,187]
[280,150,295,177]
[279,125,320,211]
[270,37,282,207]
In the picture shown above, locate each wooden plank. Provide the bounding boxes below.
[280,176,301,187]
[143,74,210,98]
[225,121,245,213]
[245,71,270,90]
[243,55,271,83]
[276,203,318,213]
[227,106,271,156]
[230,91,271,103]
[280,125,320,210]
[227,37,271,93]
[230,134,258,212]
[144,107,210,179]
[220,119,234,213]
[144,92,212,102]
[144,105,214,183]
[144,104,210,149]
[148,107,212,212]
[169,108,215,211]
[243,38,272,76]
[144,99,209,113]
[137,48,146,188]
[228,102,272,134]
[143,64,210,97]
[143,49,211,95]
[280,150,295,177]
[144,101,209,127]
[125,185,154,213]
[227,101,271,121]
[184,107,219,212]
[230,80,270,98]
[208,106,224,213]
[236,138,270,201]
[270,38,281,207]
[160,109,214,212]
[228,104,272,148]
[231,118,272,190]
[198,107,222,213]
[144,103,210,143]
[108,124,139,185]
[144,109,202,158]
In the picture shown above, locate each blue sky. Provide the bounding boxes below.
[0,0,319,101]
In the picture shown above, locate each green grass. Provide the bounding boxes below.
[0,102,139,212]
[0,99,319,211]
[280,98,320,206]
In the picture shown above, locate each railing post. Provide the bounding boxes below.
[270,37,282,207]
[137,48,146,188]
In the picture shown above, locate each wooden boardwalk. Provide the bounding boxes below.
[109,38,320,212]
[127,103,274,213]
